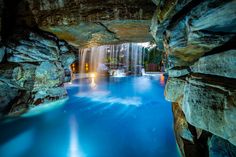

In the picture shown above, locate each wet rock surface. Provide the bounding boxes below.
[183,75,236,145]
[164,77,185,102]
[172,102,209,157]
[209,135,236,157]
[152,0,236,156]
[190,50,236,79]
[42,20,153,47]
[0,29,77,117]
[2,0,155,47]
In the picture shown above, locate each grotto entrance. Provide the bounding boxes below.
[1,0,236,157]
[70,42,164,79]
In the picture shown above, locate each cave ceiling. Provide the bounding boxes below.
[15,0,156,47]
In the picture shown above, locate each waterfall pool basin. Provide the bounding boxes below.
[0,76,180,157]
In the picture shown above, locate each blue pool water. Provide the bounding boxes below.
[0,76,180,157]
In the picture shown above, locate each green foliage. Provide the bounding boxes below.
[144,46,162,64]
[104,57,118,64]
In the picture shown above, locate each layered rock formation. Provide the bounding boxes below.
[0,29,76,117]
[152,0,236,156]
[2,0,156,47]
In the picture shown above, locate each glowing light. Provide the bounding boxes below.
[160,74,165,86]
[91,73,96,78]
[90,77,96,88]
[134,77,151,91]
[77,91,141,106]
[69,115,84,157]
[85,63,89,72]
[90,73,96,88]
[22,98,68,117]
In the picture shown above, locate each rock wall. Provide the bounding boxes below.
[1,0,155,47]
[25,0,155,25]
[0,29,76,117]
[151,0,236,156]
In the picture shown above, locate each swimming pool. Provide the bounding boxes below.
[0,76,180,157]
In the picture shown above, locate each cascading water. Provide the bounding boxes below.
[78,43,146,77]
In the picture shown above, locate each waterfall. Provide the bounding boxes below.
[78,43,146,76]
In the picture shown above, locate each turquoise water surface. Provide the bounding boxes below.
[0,76,180,157]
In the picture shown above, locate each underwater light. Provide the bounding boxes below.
[91,73,96,78]
[90,73,97,88]
[69,115,84,157]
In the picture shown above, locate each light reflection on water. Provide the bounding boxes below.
[0,75,179,157]
[69,115,85,157]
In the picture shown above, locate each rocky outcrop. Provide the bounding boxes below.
[42,20,153,47]
[0,29,77,116]
[190,50,236,79]
[2,0,155,47]
[152,0,236,156]
[164,53,236,147]
[152,0,236,68]
[165,77,185,102]
[165,74,236,156]
[172,102,209,157]
[182,75,236,146]
[26,0,155,25]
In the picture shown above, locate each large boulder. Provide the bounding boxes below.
[152,0,236,156]
[163,0,236,67]
[168,68,190,77]
[32,87,67,105]
[34,61,65,91]
[6,32,60,62]
[172,102,194,143]
[182,75,236,146]
[16,0,156,47]
[0,29,77,116]
[164,77,186,102]
[172,102,210,157]
[191,50,236,79]
[60,53,76,68]
[0,63,36,90]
